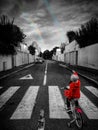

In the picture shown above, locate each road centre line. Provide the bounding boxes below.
[45,62,48,73]
[43,63,48,86]
[45,70,47,74]
[43,75,47,86]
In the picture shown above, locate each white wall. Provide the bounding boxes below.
[15,51,23,66]
[0,51,35,72]
[64,40,78,53]
[52,55,58,61]
[23,53,29,64]
[78,43,98,69]
[60,54,64,61]
[29,54,35,63]
[64,40,78,65]
[0,55,12,71]
[64,41,98,69]
[56,40,98,70]
[58,54,64,61]
[15,51,35,66]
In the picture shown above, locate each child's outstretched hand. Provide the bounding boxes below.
[72,70,76,73]
[60,87,64,90]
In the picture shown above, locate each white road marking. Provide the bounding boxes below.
[0,87,2,89]
[43,63,48,86]
[45,70,47,74]
[20,74,33,80]
[59,64,67,68]
[85,86,98,98]
[0,86,20,108]
[43,75,47,86]
[79,91,98,119]
[0,64,34,80]
[45,62,48,72]
[48,86,70,119]
[10,86,39,119]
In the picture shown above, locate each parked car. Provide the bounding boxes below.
[35,57,44,63]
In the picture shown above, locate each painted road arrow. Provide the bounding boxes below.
[19,74,33,80]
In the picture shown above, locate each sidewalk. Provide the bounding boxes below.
[58,61,98,86]
[0,63,34,80]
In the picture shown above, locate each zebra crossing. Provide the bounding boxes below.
[0,85,98,120]
[48,86,70,119]
[79,91,98,119]
[0,86,20,109]
[85,86,98,98]
[11,86,39,119]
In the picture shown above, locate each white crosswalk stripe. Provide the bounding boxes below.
[79,91,98,119]
[85,86,98,98]
[0,86,2,89]
[10,86,39,119]
[48,86,70,119]
[0,85,98,120]
[48,85,98,119]
[0,86,20,109]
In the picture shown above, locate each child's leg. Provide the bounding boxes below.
[75,100,79,107]
[64,96,67,104]
[66,98,70,108]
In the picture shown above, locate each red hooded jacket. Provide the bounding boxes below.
[64,79,81,99]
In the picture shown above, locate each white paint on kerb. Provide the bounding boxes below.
[0,86,20,108]
[10,86,39,119]
[48,86,70,119]
[0,64,34,80]
[59,64,67,68]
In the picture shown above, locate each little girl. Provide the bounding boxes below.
[64,70,81,111]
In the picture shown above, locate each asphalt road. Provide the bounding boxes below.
[0,60,98,130]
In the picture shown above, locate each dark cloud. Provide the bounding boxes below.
[0,0,10,7]
[0,0,38,17]
[0,0,98,21]
[64,0,98,4]
[0,0,98,51]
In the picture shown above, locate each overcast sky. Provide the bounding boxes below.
[0,0,98,52]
